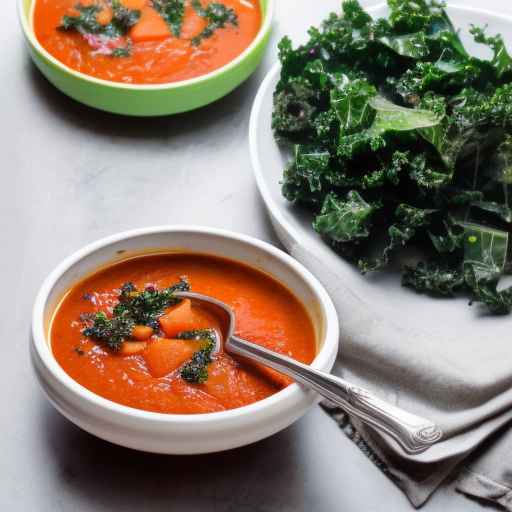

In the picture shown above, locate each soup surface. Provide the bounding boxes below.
[33,0,262,84]
[50,253,317,414]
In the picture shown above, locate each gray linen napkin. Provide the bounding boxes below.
[289,242,512,509]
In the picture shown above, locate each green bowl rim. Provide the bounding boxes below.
[17,0,274,91]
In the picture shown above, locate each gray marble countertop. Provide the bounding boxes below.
[2,0,495,510]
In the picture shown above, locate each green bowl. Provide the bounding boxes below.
[18,0,273,116]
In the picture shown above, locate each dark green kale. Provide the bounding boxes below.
[403,261,465,296]
[59,1,141,57]
[313,190,377,243]
[272,78,319,143]
[152,0,185,37]
[190,0,238,46]
[83,312,135,351]
[114,279,190,329]
[462,224,512,314]
[471,26,512,79]
[273,0,512,315]
[82,279,190,350]
[178,329,218,383]
[60,4,102,33]
[108,0,142,37]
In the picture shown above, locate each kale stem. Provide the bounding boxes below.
[465,143,481,222]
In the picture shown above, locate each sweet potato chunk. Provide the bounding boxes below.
[132,325,153,341]
[180,4,207,39]
[120,0,147,9]
[96,7,113,25]
[159,299,198,338]
[130,6,170,43]
[119,341,147,355]
[144,338,198,378]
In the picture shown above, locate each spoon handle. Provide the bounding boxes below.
[228,335,442,455]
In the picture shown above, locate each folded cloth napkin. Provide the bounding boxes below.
[289,242,512,509]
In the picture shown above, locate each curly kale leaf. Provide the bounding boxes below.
[342,0,373,28]
[359,204,436,272]
[387,0,444,34]
[391,57,491,105]
[281,144,350,203]
[368,96,441,136]
[403,261,465,296]
[428,217,464,253]
[334,92,441,158]
[451,84,512,129]
[462,224,512,313]
[272,78,319,143]
[313,191,377,243]
[408,153,452,189]
[152,0,185,37]
[331,78,377,134]
[378,32,430,59]
[292,145,331,193]
[178,329,217,384]
[471,201,512,223]
[418,93,476,173]
[493,136,512,184]
[274,0,512,315]
[362,150,410,188]
[471,26,512,79]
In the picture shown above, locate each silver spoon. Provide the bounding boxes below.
[175,291,443,455]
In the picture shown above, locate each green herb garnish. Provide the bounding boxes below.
[178,329,217,384]
[113,279,190,329]
[83,311,135,351]
[273,0,512,314]
[108,0,142,37]
[82,279,190,350]
[60,4,103,33]
[59,1,141,57]
[152,0,185,37]
[191,0,238,46]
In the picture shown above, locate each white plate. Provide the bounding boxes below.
[249,3,512,345]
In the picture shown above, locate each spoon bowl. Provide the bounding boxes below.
[176,291,443,455]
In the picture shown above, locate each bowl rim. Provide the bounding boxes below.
[17,0,274,91]
[32,225,339,425]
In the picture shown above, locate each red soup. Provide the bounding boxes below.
[33,0,262,84]
[50,253,317,414]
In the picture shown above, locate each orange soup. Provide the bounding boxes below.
[50,253,317,414]
[33,0,262,84]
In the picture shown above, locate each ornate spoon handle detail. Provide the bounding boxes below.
[228,335,443,455]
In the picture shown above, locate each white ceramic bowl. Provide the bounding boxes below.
[32,226,339,454]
